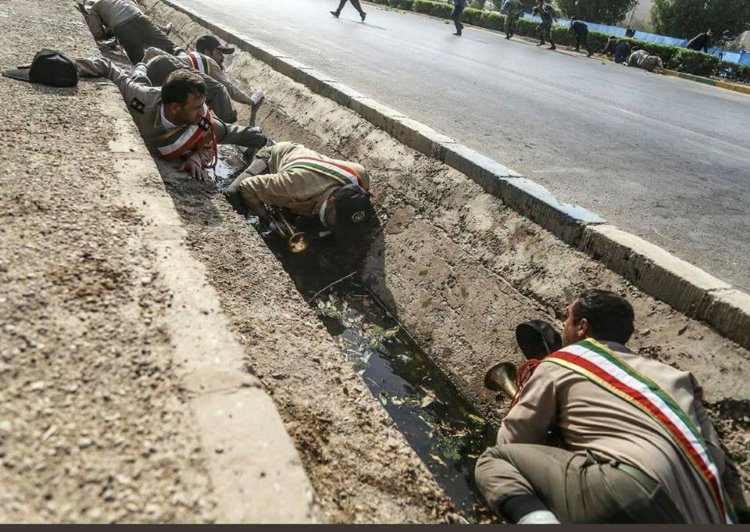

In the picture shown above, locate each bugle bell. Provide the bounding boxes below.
[272,209,309,253]
[484,361,519,401]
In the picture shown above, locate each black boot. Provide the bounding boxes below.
[330,10,339,17]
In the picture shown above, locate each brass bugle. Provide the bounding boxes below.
[484,362,518,400]
[274,210,309,253]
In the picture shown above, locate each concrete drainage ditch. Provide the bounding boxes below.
[215,152,496,521]
[140,0,750,521]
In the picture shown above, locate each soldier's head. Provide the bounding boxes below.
[324,184,375,244]
[561,289,634,346]
[162,70,207,126]
[195,35,235,69]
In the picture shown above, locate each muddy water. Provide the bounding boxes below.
[214,154,496,521]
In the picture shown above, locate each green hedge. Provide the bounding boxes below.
[716,61,750,84]
[377,0,746,83]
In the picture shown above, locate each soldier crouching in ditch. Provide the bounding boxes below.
[222,141,376,250]
[476,289,749,524]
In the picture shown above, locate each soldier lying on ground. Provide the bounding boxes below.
[223,142,375,245]
[475,289,749,524]
[77,57,268,180]
[600,36,632,64]
[79,0,174,64]
[627,49,664,73]
[143,44,264,123]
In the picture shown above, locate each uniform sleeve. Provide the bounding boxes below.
[496,364,557,445]
[208,58,255,106]
[76,57,160,108]
[238,172,292,212]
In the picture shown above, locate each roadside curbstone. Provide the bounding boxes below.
[698,289,750,351]
[390,117,456,161]
[579,224,732,317]
[500,178,605,244]
[664,69,750,95]
[158,0,750,350]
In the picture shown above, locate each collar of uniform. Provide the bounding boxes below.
[316,188,337,228]
[159,104,177,130]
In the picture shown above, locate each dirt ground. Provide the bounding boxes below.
[141,0,748,508]
[2,0,746,523]
[0,1,217,522]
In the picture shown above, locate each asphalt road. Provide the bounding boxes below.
[176,0,750,291]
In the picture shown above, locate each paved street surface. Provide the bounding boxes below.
[175,0,750,291]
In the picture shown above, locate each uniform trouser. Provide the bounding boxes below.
[335,0,364,15]
[115,15,175,64]
[575,30,593,54]
[475,444,686,523]
[505,14,519,37]
[145,56,238,123]
[451,5,465,33]
[538,22,553,45]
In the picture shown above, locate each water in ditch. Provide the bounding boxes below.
[215,150,497,522]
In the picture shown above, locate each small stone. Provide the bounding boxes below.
[29,381,46,391]
[78,438,93,449]
[215,447,224,454]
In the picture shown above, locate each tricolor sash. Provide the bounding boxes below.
[186,51,211,75]
[281,156,362,187]
[545,339,734,523]
[152,104,216,163]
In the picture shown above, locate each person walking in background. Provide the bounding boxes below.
[532,0,557,50]
[569,16,593,56]
[502,0,524,39]
[330,0,367,22]
[451,0,466,36]
[685,29,713,53]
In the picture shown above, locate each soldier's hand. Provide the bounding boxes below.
[180,154,208,181]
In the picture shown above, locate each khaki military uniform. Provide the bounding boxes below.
[235,142,370,216]
[475,340,744,523]
[76,57,265,158]
[141,50,237,123]
[86,0,174,63]
[143,47,258,108]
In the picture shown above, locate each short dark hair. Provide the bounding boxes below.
[571,16,578,20]
[162,69,206,105]
[572,289,635,344]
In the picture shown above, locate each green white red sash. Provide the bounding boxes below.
[151,104,215,161]
[545,339,734,524]
[281,157,362,187]
[186,51,212,75]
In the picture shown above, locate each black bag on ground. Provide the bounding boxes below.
[2,49,78,87]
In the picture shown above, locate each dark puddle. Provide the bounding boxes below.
[215,152,496,522]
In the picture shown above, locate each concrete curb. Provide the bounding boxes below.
[159,0,750,350]
[664,69,750,95]
[102,87,316,522]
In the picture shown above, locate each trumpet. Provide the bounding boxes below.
[271,209,309,253]
[484,362,519,401]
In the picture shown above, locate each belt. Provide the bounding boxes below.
[613,462,658,492]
